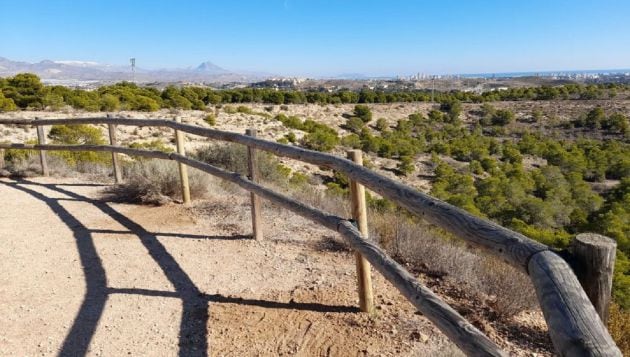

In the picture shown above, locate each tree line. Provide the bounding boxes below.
[1,73,628,112]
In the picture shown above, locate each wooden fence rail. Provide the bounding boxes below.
[0,117,621,356]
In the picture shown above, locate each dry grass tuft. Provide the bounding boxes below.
[369,210,538,318]
[193,143,289,183]
[608,303,630,355]
[0,154,42,178]
[103,160,211,205]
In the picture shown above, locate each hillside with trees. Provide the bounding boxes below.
[1,74,629,334]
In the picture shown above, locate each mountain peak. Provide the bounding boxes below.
[196,61,228,74]
[0,56,265,83]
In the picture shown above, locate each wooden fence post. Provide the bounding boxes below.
[35,118,49,176]
[246,129,263,240]
[175,117,191,205]
[107,116,123,183]
[570,233,616,323]
[347,149,375,314]
[0,148,5,170]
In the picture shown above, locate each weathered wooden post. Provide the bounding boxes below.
[107,115,123,183]
[35,117,49,176]
[570,233,617,323]
[174,117,191,205]
[0,148,5,170]
[347,149,375,314]
[246,128,263,240]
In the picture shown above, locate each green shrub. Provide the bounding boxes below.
[275,164,292,178]
[275,114,303,130]
[0,91,18,112]
[236,105,253,114]
[326,182,348,197]
[531,108,544,123]
[397,156,414,176]
[129,140,173,153]
[285,132,297,143]
[353,104,372,123]
[469,160,484,175]
[302,128,339,152]
[131,96,160,112]
[603,113,629,134]
[585,107,605,129]
[204,114,216,126]
[3,139,38,163]
[492,109,515,126]
[289,171,309,187]
[341,133,361,149]
[47,125,110,165]
[375,118,389,131]
[440,99,462,123]
[428,109,444,122]
[100,94,120,111]
[344,116,365,133]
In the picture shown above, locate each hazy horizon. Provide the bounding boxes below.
[1,0,629,77]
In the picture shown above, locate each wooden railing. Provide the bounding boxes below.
[0,117,621,356]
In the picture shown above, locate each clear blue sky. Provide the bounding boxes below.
[1,0,629,76]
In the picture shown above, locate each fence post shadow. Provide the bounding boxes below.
[1,178,361,357]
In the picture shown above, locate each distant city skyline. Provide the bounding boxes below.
[1,0,629,77]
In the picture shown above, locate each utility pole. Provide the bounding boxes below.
[431,75,436,103]
[130,58,136,83]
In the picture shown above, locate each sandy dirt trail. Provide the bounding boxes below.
[0,177,461,357]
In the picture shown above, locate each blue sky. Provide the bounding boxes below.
[1,0,629,76]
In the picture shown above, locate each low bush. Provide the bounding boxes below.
[193,143,290,183]
[608,302,630,355]
[104,160,210,205]
[370,210,538,317]
[236,105,253,114]
[341,133,361,149]
[396,155,414,176]
[0,91,18,111]
[1,146,41,177]
[344,116,365,133]
[491,109,515,126]
[1,149,85,178]
[285,132,297,143]
[47,124,110,166]
[353,104,373,123]
[375,118,389,131]
[204,114,216,126]
[302,128,339,152]
[3,139,37,163]
[128,140,173,159]
[223,105,237,114]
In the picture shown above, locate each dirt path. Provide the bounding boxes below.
[0,177,463,356]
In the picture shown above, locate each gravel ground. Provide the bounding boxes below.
[0,176,465,356]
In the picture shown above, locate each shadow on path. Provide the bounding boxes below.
[1,179,357,357]
[2,181,108,357]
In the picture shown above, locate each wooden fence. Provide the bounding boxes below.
[0,117,622,356]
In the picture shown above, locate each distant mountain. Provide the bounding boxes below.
[195,61,229,74]
[0,57,269,83]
